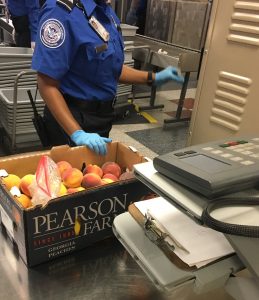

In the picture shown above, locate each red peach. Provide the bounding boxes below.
[83,164,103,177]
[57,161,73,178]
[62,168,83,188]
[19,174,35,197]
[101,162,121,178]
[102,173,118,182]
[81,173,102,188]
[119,171,135,181]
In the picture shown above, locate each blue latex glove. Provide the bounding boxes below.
[70,130,112,156]
[155,66,184,86]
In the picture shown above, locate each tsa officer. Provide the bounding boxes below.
[6,0,40,48]
[32,0,183,155]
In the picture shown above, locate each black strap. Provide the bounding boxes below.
[57,0,76,11]
[40,0,83,12]
[39,0,46,8]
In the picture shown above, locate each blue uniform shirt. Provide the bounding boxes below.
[7,0,40,42]
[32,0,125,101]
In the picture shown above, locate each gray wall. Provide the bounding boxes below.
[145,0,211,50]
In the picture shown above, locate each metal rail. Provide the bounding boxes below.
[11,70,37,152]
[132,35,201,122]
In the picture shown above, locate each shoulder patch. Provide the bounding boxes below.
[40,19,66,48]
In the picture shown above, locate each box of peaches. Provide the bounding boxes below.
[0,142,154,267]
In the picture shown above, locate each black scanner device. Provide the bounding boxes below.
[153,136,259,198]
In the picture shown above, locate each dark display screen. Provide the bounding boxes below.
[180,154,231,173]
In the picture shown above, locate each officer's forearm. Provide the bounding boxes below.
[37,73,81,136]
[119,65,154,85]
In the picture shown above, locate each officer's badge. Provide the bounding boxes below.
[40,19,65,48]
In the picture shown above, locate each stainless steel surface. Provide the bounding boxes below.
[11,70,38,151]
[0,225,168,300]
[134,35,200,71]
[132,35,200,123]
[0,17,13,35]
[135,35,200,56]
[0,222,238,300]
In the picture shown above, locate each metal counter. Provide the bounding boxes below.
[0,226,167,300]
[0,223,234,300]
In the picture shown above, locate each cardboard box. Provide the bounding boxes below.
[0,142,153,267]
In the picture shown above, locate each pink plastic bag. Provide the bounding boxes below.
[29,156,61,207]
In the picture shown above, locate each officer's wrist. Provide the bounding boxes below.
[147,71,154,86]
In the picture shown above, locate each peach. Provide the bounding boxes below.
[101,162,121,178]
[83,164,103,177]
[62,168,83,188]
[101,178,114,185]
[19,174,35,197]
[2,174,21,190]
[102,173,118,182]
[15,194,32,208]
[81,173,102,188]
[67,187,85,194]
[58,183,67,197]
[57,161,73,178]
[119,171,135,181]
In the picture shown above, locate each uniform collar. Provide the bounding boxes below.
[80,0,109,17]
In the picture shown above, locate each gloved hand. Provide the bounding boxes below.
[155,66,184,86]
[70,130,112,156]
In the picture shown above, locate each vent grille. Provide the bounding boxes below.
[210,71,251,131]
[228,1,259,46]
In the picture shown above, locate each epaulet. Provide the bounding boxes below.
[56,0,76,12]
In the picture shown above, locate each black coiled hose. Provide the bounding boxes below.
[202,197,259,238]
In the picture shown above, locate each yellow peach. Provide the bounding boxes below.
[101,178,114,185]
[15,194,32,208]
[62,168,83,188]
[58,183,67,197]
[2,174,21,190]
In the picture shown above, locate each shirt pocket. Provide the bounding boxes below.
[86,43,115,79]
